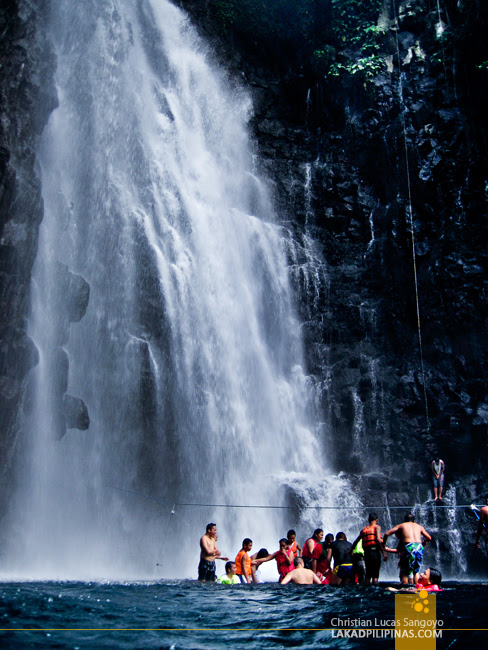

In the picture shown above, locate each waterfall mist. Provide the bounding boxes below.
[2,0,355,580]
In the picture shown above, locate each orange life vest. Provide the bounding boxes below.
[361,524,382,548]
[235,549,251,576]
[288,540,298,558]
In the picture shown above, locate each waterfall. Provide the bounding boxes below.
[1,0,353,580]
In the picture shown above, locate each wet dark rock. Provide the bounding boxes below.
[54,262,90,324]
[63,394,90,432]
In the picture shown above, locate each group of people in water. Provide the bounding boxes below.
[198,512,443,590]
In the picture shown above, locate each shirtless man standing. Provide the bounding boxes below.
[281,557,322,585]
[383,513,432,585]
[198,523,229,582]
[475,495,488,552]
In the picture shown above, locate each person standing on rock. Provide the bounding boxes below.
[431,457,445,500]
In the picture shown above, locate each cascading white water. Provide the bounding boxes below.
[2,0,359,580]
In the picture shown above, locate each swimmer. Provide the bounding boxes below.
[281,557,322,585]
[217,561,239,585]
[416,567,443,591]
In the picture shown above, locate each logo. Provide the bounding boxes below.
[395,589,443,649]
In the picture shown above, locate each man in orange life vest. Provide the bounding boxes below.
[351,512,387,585]
[235,538,254,584]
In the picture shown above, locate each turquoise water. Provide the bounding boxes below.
[0,581,485,649]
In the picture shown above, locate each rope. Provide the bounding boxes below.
[392,0,431,431]
[106,485,482,511]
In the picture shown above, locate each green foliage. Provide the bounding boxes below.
[477,61,488,70]
[329,0,384,46]
[323,0,385,83]
[208,0,386,83]
[329,54,384,80]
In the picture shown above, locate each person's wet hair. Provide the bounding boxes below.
[294,557,304,568]
[287,529,296,537]
[206,522,216,532]
[224,561,234,573]
[256,548,269,559]
[242,538,252,546]
[313,528,323,537]
[428,568,442,585]
[336,532,346,540]
[369,512,378,522]
[405,513,415,522]
[325,533,334,544]
[279,538,288,546]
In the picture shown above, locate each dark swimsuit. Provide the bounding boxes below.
[198,558,216,581]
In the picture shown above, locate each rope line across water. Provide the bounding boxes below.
[106,486,482,511]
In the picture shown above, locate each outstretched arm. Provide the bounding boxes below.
[253,551,278,565]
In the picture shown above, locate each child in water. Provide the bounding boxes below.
[388,567,442,593]
[416,567,443,592]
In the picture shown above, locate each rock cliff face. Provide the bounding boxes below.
[0,1,55,494]
[0,1,89,512]
[175,0,488,566]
